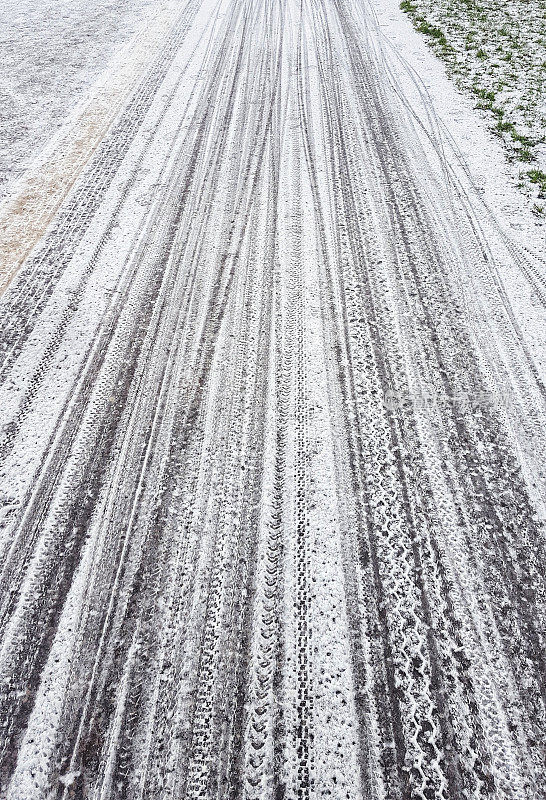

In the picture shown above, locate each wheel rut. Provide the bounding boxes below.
[0,0,545,798]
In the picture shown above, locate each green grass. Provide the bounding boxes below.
[416,20,447,46]
[399,0,545,208]
[518,149,536,162]
[528,169,546,195]
[399,3,447,47]
[511,131,534,147]
[473,87,496,102]
[496,120,515,133]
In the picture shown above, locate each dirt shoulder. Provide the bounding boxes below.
[0,0,154,199]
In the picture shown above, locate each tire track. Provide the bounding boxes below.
[1,0,545,798]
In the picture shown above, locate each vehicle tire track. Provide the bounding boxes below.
[1,0,545,798]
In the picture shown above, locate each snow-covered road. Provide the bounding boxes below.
[0,0,545,797]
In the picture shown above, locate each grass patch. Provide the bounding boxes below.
[399,0,545,208]
[511,131,534,147]
[528,169,546,195]
[496,120,515,133]
[416,20,447,46]
[518,149,536,162]
[473,87,496,102]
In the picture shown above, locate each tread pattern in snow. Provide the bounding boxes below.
[0,0,545,797]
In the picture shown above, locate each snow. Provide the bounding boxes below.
[0,0,155,198]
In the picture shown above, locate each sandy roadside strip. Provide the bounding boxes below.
[0,0,180,297]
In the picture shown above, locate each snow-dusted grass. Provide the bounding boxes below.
[400,0,546,209]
